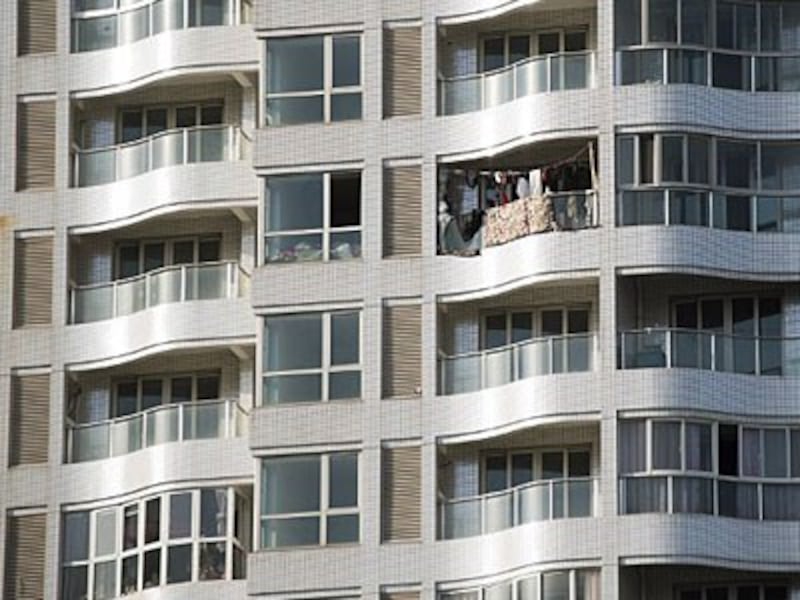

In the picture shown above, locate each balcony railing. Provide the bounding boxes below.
[66,398,247,463]
[438,333,595,395]
[620,474,800,520]
[439,50,595,116]
[72,124,250,187]
[70,260,248,324]
[72,0,253,53]
[618,328,800,375]
[618,188,800,232]
[440,476,597,539]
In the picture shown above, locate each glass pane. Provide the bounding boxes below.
[758,196,780,232]
[649,0,678,42]
[333,36,360,87]
[266,173,324,231]
[62,566,88,600]
[120,111,143,144]
[119,7,148,46]
[264,373,322,404]
[201,489,227,537]
[542,571,569,600]
[330,231,362,260]
[670,190,709,227]
[718,423,739,476]
[483,37,505,71]
[511,313,533,343]
[265,314,322,371]
[791,429,800,477]
[541,310,563,337]
[542,452,564,479]
[620,49,664,85]
[764,429,788,478]
[685,422,712,471]
[121,555,137,595]
[329,370,361,400]
[196,375,220,400]
[201,105,224,126]
[330,172,361,227]
[143,549,160,589]
[538,32,560,54]
[262,516,319,547]
[76,16,117,52]
[485,455,507,492]
[199,542,226,580]
[170,493,193,538]
[620,190,665,226]
[510,35,531,61]
[170,377,192,403]
[198,239,220,262]
[94,509,117,557]
[94,561,116,600]
[329,453,358,507]
[617,137,634,185]
[331,92,362,121]
[123,505,138,550]
[331,312,359,365]
[142,498,159,544]
[569,451,591,477]
[682,0,709,44]
[616,0,642,46]
[152,0,184,34]
[485,314,507,349]
[762,143,800,190]
[619,419,646,474]
[763,483,800,520]
[511,454,533,486]
[742,427,762,476]
[265,234,324,263]
[327,514,359,543]
[623,476,668,513]
[672,476,713,513]
[713,53,751,90]
[661,135,684,182]
[268,36,324,93]
[167,544,192,583]
[143,243,165,272]
[141,379,162,411]
[262,455,321,514]
[518,577,539,600]
[63,512,90,561]
[688,136,709,183]
[267,96,324,126]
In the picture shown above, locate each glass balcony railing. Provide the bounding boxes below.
[617,328,800,375]
[439,51,595,116]
[70,260,249,324]
[439,476,597,539]
[620,474,800,520]
[438,333,595,395]
[618,188,800,232]
[72,124,250,187]
[71,0,253,53]
[66,398,247,463]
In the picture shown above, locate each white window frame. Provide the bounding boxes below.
[259,452,361,548]
[111,371,222,418]
[480,447,593,493]
[114,235,223,279]
[263,171,362,264]
[479,306,591,350]
[263,32,364,126]
[262,311,362,405]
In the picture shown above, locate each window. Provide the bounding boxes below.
[111,372,221,418]
[115,236,221,279]
[263,311,361,404]
[480,30,588,72]
[264,171,361,263]
[679,585,788,600]
[440,569,600,600]
[62,487,250,599]
[481,448,592,492]
[116,103,223,144]
[265,33,362,126]
[261,452,360,548]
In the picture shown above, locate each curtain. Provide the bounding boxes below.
[618,420,646,473]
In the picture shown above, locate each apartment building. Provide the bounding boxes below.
[3,0,800,599]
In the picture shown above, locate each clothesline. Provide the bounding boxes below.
[444,142,594,177]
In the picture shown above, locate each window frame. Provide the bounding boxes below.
[479,305,592,350]
[115,102,225,144]
[262,310,363,405]
[61,486,250,600]
[259,452,361,548]
[111,371,223,418]
[263,32,364,126]
[263,170,362,264]
[480,446,593,493]
[114,235,223,280]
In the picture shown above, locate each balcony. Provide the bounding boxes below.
[618,328,799,375]
[70,260,249,324]
[438,333,595,395]
[438,138,598,257]
[439,51,595,116]
[71,0,253,53]
[440,476,597,538]
[66,398,247,462]
[72,124,250,187]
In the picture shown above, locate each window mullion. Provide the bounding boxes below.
[322,313,331,401]
[225,487,234,580]
[192,490,200,582]
[324,35,333,123]
[320,455,330,545]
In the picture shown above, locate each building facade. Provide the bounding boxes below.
[3,0,800,599]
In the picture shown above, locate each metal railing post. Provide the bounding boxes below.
[112,280,119,318]
[180,265,187,301]
[665,329,672,368]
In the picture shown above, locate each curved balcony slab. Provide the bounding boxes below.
[246,519,602,596]
[67,26,258,98]
[614,226,800,280]
[618,514,800,571]
[5,437,251,508]
[614,369,800,417]
[66,161,257,234]
[615,85,800,134]
[105,580,247,600]
[63,298,256,371]
[251,229,601,309]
